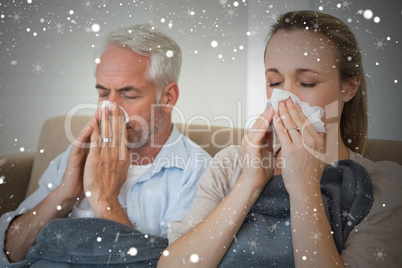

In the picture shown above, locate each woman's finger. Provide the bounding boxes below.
[278,100,301,143]
[285,99,319,143]
[245,107,274,149]
[273,113,292,149]
[285,98,305,129]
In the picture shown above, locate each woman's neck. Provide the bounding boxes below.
[325,125,350,162]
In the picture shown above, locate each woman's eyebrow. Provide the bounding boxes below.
[265,68,279,74]
[296,68,320,74]
[265,68,320,75]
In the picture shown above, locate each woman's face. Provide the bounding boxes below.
[264,29,348,120]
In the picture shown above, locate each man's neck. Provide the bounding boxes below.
[128,122,173,166]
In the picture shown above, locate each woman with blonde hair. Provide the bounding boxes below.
[159,10,402,267]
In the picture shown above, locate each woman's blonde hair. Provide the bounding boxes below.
[265,10,367,154]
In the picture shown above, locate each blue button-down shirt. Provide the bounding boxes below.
[0,125,211,265]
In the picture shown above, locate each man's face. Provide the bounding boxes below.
[95,45,163,148]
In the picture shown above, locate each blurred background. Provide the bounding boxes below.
[0,0,401,156]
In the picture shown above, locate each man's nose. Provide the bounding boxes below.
[107,92,120,104]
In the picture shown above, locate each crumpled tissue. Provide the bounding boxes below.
[266,88,326,132]
[100,100,130,124]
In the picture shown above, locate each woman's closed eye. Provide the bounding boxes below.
[267,81,318,88]
[300,82,317,88]
[268,82,282,87]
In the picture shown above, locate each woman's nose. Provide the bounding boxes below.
[281,83,296,95]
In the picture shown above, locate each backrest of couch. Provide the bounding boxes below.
[26,115,91,197]
[25,115,402,198]
[26,115,245,197]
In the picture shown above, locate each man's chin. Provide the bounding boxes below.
[126,131,150,149]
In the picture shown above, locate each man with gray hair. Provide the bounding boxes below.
[0,24,210,265]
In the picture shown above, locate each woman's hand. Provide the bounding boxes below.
[240,107,275,190]
[83,103,130,221]
[273,97,345,268]
[273,97,326,197]
[159,108,277,268]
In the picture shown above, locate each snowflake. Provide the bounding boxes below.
[225,218,236,229]
[82,0,94,10]
[340,1,352,10]
[114,232,120,243]
[52,20,65,33]
[309,229,322,243]
[373,248,387,261]
[269,13,279,23]
[246,26,260,39]
[53,230,65,244]
[32,62,44,74]
[247,238,259,250]
[118,249,127,262]
[225,7,238,19]
[268,223,278,233]
[12,223,21,232]
[184,7,195,18]
[147,236,156,247]
[373,38,387,50]
[341,210,355,221]
[12,11,23,23]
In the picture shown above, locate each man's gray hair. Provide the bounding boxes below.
[104,24,182,102]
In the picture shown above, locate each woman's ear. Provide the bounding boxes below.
[341,76,360,102]
[160,82,179,113]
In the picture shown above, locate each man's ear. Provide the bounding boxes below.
[341,76,360,102]
[160,82,179,113]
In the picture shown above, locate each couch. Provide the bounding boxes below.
[1,115,401,216]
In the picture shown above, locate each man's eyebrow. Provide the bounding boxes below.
[95,84,142,93]
[96,84,108,90]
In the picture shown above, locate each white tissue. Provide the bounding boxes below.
[266,88,326,132]
[100,100,129,124]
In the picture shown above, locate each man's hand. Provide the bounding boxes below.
[56,115,98,200]
[4,114,100,263]
[83,103,132,226]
